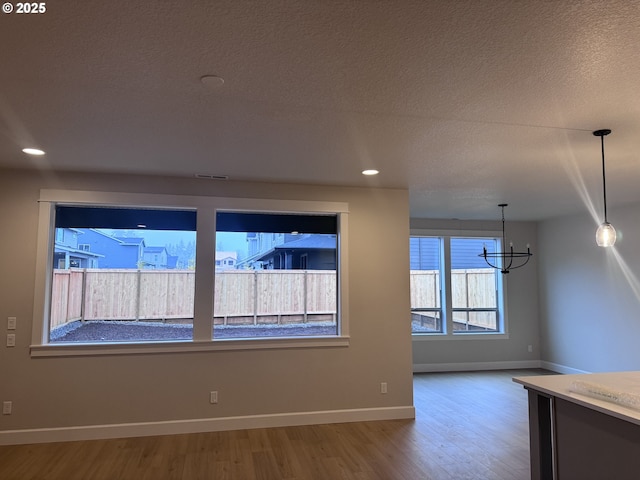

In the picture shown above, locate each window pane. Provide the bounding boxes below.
[214,212,338,339]
[410,237,442,333]
[49,207,196,343]
[451,238,499,332]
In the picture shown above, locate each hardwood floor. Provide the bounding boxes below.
[0,369,547,479]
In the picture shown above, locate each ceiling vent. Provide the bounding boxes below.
[195,174,229,180]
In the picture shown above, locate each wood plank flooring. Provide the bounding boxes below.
[0,369,548,479]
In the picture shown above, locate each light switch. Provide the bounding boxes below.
[7,317,16,330]
[6,333,15,347]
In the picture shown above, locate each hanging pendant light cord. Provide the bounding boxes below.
[600,133,608,223]
[500,204,510,273]
[501,205,506,246]
[594,128,612,224]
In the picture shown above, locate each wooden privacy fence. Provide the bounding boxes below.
[410,269,497,330]
[51,269,492,330]
[214,270,336,325]
[410,269,496,308]
[50,269,337,330]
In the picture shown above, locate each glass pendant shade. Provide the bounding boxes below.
[596,221,616,247]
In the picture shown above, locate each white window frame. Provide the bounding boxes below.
[31,189,350,357]
[410,229,509,341]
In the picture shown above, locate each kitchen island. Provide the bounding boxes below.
[513,371,640,480]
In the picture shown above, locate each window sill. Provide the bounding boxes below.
[412,332,509,341]
[31,336,350,357]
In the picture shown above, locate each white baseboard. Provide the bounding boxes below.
[0,406,415,446]
[540,361,590,375]
[413,360,542,373]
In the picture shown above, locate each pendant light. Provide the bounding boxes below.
[593,129,616,247]
[479,204,532,274]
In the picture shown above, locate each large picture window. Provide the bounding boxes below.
[410,235,504,336]
[31,190,349,354]
[213,212,338,339]
[49,206,197,343]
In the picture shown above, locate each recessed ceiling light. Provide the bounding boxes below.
[200,75,225,88]
[362,169,379,176]
[22,148,45,155]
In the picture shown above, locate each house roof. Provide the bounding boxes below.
[274,236,336,250]
[54,244,103,258]
[114,237,145,246]
[144,246,166,254]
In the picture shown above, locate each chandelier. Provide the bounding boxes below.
[479,204,532,274]
[593,129,616,247]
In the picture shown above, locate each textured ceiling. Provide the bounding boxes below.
[1,0,640,221]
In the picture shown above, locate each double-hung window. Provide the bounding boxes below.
[410,234,505,336]
[31,190,349,355]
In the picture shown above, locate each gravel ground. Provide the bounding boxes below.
[50,320,337,343]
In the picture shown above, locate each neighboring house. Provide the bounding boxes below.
[410,237,496,270]
[142,246,169,269]
[215,251,238,271]
[65,229,146,269]
[246,232,285,258]
[54,228,180,270]
[53,227,103,269]
[242,233,336,270]
[166,255,179,269]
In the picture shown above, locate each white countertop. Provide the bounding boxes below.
[513,371,640,426]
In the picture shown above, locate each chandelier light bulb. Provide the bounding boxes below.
[596,222,616,247]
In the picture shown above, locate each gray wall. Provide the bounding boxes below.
[0,169,414,433]
[410,218,540,370]
[538,202,640,373]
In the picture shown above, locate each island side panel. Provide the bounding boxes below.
[555,397,640,480]
[526,389,555,480]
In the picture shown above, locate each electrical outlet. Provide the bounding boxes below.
[210,391,218,404]
[2,401,12,415]
[6,334,15,347]
[7,317,16,330]
[380,382,388,394]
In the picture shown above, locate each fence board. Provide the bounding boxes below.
[50,270,70,329]
[256,270,304,315]
[84,270,138,320]
[214,271,255,316]
[138,270,167,319]
[410,270,440,308]
[67,269,84,321]
[165,271,195,317]
[306,271,337,313]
